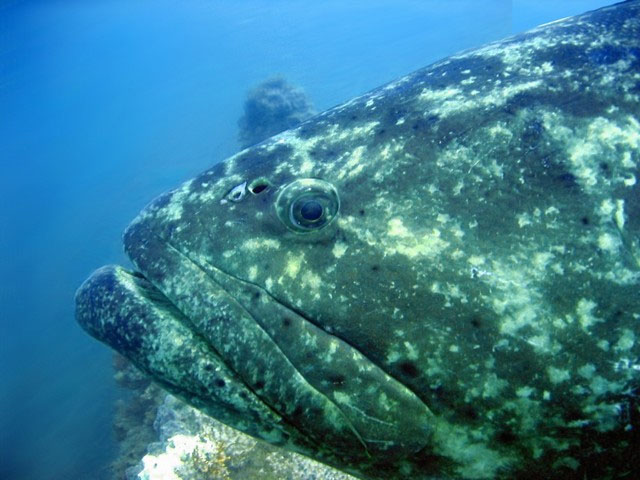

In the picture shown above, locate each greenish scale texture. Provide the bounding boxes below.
[77,2,640,479]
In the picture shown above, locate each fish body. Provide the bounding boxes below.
[77,2,640,478]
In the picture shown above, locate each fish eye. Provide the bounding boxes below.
[276,178,339,233]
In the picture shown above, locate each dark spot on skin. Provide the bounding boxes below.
[359,209,366,216]
[204,364,213,371]
[292,406,304,418]
[377,128,386,136]
[460,405,479,421]
[563,407,584,423]
[470,317,482,328]
[412,114,439,131]
[411,450,444,475]
[282,318,291,327]
[215,379,226,388]
[371,265,380,272]
[253,291,261,300]
[610,310,624,323]
[240,392,248,399]
[581,216,590,226]
[600,162,609,171]
[327,374,346,386]
[496,430,517,445]
[255,380,265,390]
[310,407,323,417]
[350,115,358,121]
[399,361,419,377]
[556,172,578,188]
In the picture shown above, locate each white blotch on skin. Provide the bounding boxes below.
[248,265,258,281]
[576,298,603,331]
[332,242,348,258]
[547,366,570,384]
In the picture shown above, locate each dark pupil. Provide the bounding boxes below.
[300,200,323,221]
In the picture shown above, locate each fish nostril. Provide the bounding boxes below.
[251,183,268,194]
[249,178,270,195]
[222,181,248,204]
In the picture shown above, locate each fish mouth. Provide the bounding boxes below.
[76,217,434,465]
[75,264,300,447]
[76,261,356,460]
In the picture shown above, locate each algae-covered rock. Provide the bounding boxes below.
[131,394,357,480]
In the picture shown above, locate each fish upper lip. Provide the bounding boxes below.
[74,263,312,448]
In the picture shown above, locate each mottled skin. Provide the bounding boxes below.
[76,2,640,479]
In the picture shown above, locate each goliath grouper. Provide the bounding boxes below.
[76,2,640,478]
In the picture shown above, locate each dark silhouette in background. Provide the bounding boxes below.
[238,76,315,149]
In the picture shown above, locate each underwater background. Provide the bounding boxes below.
[0,1,617,478]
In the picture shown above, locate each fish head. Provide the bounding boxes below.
[78,126,442,474]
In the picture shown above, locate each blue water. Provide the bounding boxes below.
[0,1,616,478]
